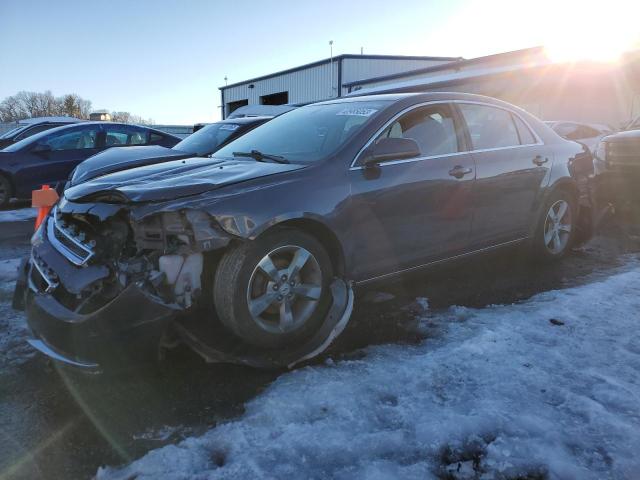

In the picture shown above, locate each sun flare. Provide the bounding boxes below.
[542,1,639,63]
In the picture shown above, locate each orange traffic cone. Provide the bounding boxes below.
[32,185,59,230]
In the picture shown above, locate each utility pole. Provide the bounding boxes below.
[329,40,334,98]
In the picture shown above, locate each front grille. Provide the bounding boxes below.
[30,252,59,293]
[608,142,640,165]
[47,208,96,266]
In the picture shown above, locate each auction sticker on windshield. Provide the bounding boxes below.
[336,107,378,117]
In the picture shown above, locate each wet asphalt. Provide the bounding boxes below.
[0,210,638,480]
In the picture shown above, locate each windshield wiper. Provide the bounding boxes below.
[232,150,290,164]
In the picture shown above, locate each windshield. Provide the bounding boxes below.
[174,122,244,156]
[0,124,27,140]
[215,101,390,163]
[2,124,71,152]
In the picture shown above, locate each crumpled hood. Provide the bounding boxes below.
[70,145,191,185]
[64,156,306,203]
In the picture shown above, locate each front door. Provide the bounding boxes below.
[348,103,476,281]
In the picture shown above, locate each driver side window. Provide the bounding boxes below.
[376,104,460,157]
[42,126,100,151]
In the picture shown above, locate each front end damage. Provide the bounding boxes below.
[16,198,353,371]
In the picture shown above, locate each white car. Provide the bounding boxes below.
[545,120,613,153]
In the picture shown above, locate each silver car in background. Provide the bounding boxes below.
[545,120,613,153]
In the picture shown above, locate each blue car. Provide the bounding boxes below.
[0,121,180,206]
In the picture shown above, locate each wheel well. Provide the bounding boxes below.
[261,219,346,277]
[551,180,579,202]
[0,171,14,195]
[548,180,593,245]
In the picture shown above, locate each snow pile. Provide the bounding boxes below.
[98,263,640,480]
[0,208,36,223]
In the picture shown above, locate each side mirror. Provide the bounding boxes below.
[362,137,420,167]
[32,143,52,155]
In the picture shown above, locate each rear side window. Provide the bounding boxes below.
[377,104,460,157]
[512,115,537,145]
[149,132,166,145]
[459,104,520,150]
[104,125,148,146]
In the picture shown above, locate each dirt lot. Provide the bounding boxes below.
[0,209,638,480]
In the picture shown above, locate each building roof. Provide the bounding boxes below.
[343,47,547,89]
[345,47,553,95]
[219,53,463,90]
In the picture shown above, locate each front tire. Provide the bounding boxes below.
[533,190,577,260]
[213,228,333,348]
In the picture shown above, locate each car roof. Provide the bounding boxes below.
[312,91,523,110]
[17,116,84,125]
[5,121,178,149]
[219,116,272,124]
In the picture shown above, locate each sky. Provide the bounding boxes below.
[1,0,638,124]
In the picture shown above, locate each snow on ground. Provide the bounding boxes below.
[0,281,34,368]
[0,208,36,223]
[0,258,21,282]
[97,259,640,480]
[0,258,33,367]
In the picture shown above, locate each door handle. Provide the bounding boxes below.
[448,166,473,179]
[533,155,549,166]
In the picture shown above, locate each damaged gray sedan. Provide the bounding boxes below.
[14,92,592,371]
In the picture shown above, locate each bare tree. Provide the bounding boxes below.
[0,95,23,122]
[0,91,148,124]
[59,94,92,119]
[110,111,154,125]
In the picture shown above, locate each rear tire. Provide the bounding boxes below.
[213,228,333,348]
[533,190,577,260]
[0,175,13,208]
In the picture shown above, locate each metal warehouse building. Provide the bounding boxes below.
[219,54,461,118]
[219,47,640,128]
[346,47,640,128]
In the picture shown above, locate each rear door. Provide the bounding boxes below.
[348,102,476,280]
[15,124,103,192]
[456,103,550,249]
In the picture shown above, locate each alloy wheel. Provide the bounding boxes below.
[543,199,572,255]
[246,245,323,334]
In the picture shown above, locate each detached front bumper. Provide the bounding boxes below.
[16,239,179,371]
[24,283,177,371]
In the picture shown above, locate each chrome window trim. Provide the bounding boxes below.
[349,99,543,171]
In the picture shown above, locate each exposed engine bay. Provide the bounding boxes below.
[33,204,226,313]
[20,198,353,371]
